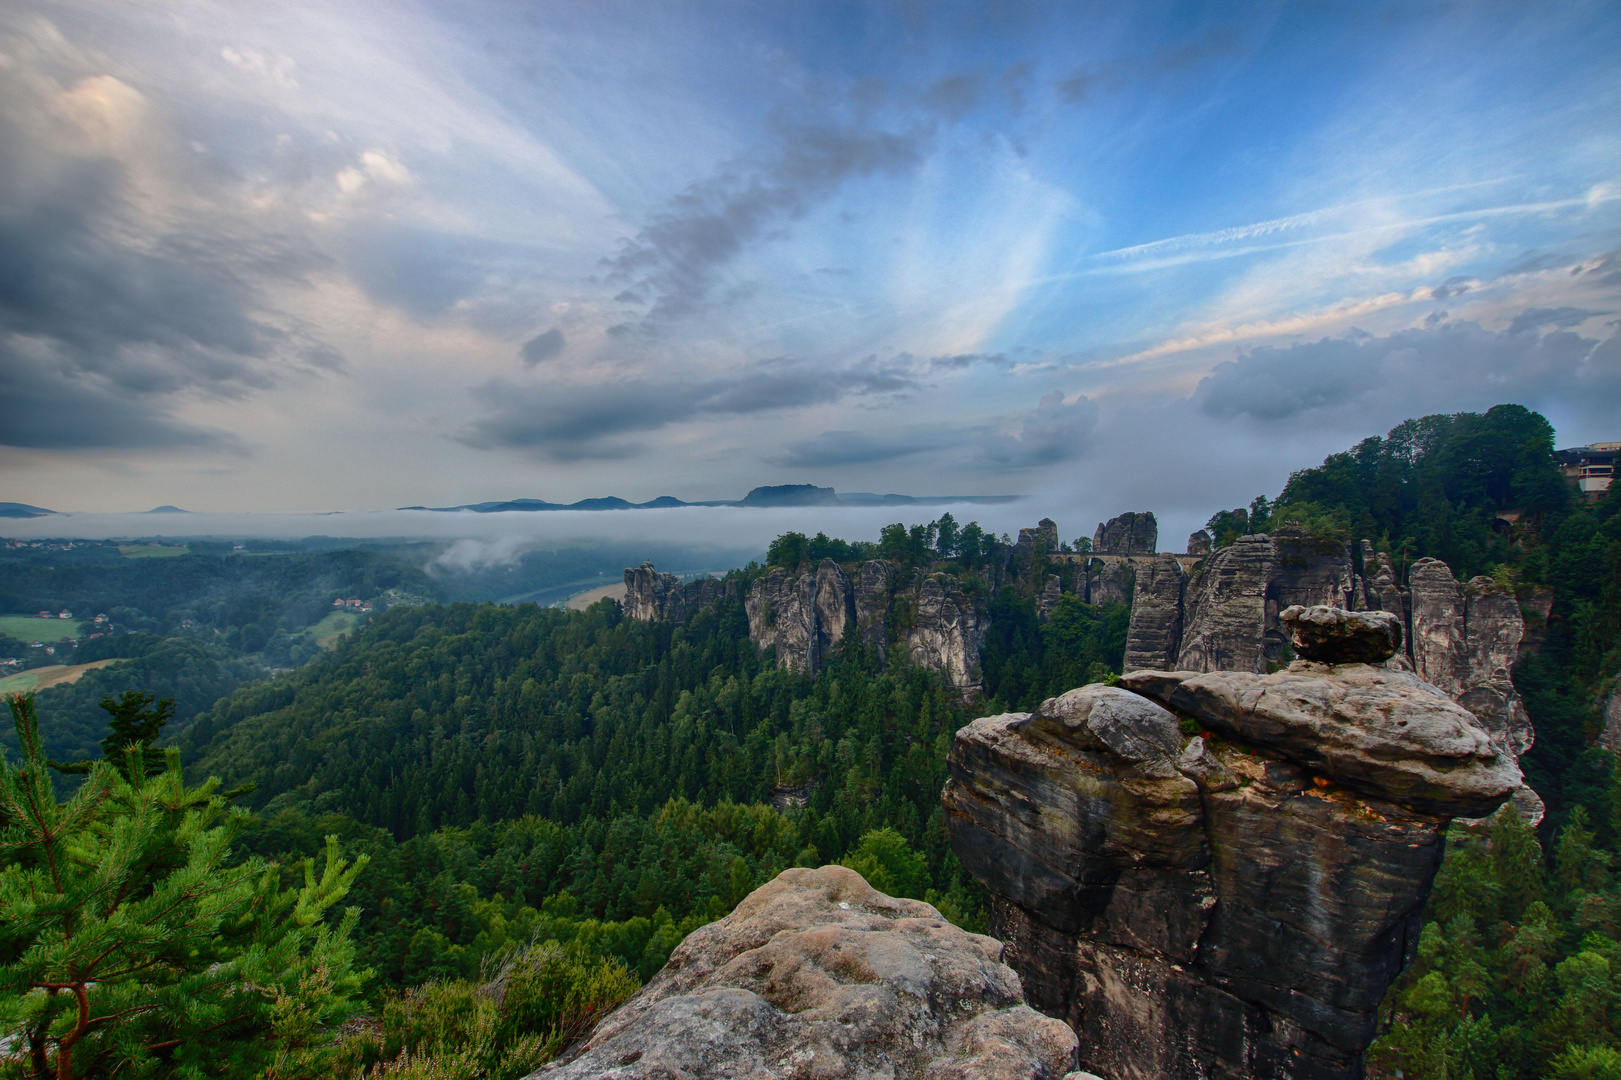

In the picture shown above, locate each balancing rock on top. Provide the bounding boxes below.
[1281,604,1402,664]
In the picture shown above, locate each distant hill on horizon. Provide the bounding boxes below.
[400,484,1015,513]
[0,502,56,518]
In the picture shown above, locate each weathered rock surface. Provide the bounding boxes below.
[1174,534,1275,674]
[1187,530,1212,557]
[1280,605,1401,664]
[1014,518,1061,575]
[537,866,1079,1080]
[745,561,984,692]
[622,563,731,624]
[947,655,1521,1079]
[904,574,986,694]
[1409,558,1469,697]
[741,560,854,676]
[853,559,895,661]
[1093,512,1157,556]
[1121,664,1521,817]
[1123,554,1186,672]
[1081,557,1136,609]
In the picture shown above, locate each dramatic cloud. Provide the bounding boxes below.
[521,328,566,366]
[0,21,328,452]
[460,356,919,460]
[604,123,925,326]
[1195,317,1621,427]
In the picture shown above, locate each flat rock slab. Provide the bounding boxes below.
[1119,663,1521,817]
[536,865,1077,1080]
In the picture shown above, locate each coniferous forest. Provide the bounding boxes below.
[4,404,1620,1079]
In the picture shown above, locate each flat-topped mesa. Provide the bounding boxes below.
[945,649,1521,1080]
[536,866,1078,1080]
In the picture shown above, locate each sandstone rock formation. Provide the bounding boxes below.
[1187,531,1212,557]
[1014,518,1061,575]
[744,560,985,692]
[745,560,854,677]
[1093,512,1157,556]
[902,574,985,694]
[536,866,1080,1080]
[622,563,732,624]
[1080,557,1136,609]
[1172,534,1275,674]
[1280,605,1401,664]
[1404,560,1534,759]
[1122,554,1185,672]
[945,657,1521,1080]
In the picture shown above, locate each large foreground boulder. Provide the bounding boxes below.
[534,865,1079,1080]
[945,631,1522,1080]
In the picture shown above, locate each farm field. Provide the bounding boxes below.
[564,582,628,610]
[118,544,189,558]
[306,610,361,649]
[0,658,120,695]
[0,614,88,641]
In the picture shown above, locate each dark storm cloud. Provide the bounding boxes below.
[604,122,926,326]
[1195,316,1621,424]
[460,356,918,460]
[521,328,565,365]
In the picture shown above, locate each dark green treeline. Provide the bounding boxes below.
[185,579,1127,988]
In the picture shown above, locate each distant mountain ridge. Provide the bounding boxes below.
[0,502,56,518]
[401,484,1014,513]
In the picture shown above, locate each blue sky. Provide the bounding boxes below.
[1,0,1618,527]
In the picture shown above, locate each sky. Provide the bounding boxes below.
[2,0,1619,546]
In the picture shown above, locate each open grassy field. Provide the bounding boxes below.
[564,582,628,610]
[0,659,120,695]
[306,610,361,649]
[0,615,88,641]
[118,544,189,558]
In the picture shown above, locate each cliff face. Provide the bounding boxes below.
[743,559,985,692]
[1125,539,1535,767]
[538,865,1080,1080]
[944,617,1521,1080]
[1171,534,1275,674]
[1121,553,1185,672]
[621,562,733,623]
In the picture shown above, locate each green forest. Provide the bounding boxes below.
[4,403,1619,1079]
